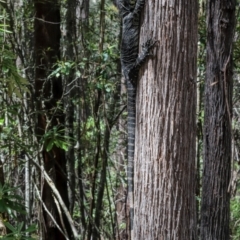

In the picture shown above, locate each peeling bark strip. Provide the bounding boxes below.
[201,1,236,240]
[134,1,198,239]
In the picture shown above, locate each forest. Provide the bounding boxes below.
[0,0,239,239]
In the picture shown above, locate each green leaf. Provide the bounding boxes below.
[4,222,16,232]
[76,71,81,77]
[61,144,68,151]
[46,139,55,152]
[25,224,37,233]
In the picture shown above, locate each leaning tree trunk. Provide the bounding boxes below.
[200,1,235,240]
[34,1,71,239]
[133,1,198,239]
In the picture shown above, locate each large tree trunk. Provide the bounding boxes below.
[133,1,198,239]
[34,1,71,239]
[200,1,235,239]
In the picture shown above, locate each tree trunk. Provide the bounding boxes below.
[65,0,77,216]
[134,1,198,239]
[76,0,89,237]
[200,1,235,239]
[34,1,71,239]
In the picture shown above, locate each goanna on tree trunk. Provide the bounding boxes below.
[201,1,235,240]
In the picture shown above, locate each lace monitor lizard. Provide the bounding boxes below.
[117,0,156,237]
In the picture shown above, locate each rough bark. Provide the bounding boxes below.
[134,1,198,239]
[34,1,71,239]
[200,1,235,240]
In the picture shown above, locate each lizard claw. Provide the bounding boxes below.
[141,39,158,56]
[142,39,157,51]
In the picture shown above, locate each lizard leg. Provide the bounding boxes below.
[134,39,157,68]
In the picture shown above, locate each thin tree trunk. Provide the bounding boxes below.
[115,59,127,240]
[76,0,89,237]
[200,1,236,239]
[196,81,203,234]
[134,1,198,239]
[65,0,77,215]
[91,0,106,238]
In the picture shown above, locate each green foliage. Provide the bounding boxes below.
[0,12,29,98]
[48,61,76,79]
[42,126,71,152]
[3,222,37,240]
[0,184,25,216]
[1,64,29,98]
[0,184,37,239]
[230,196,240,239]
